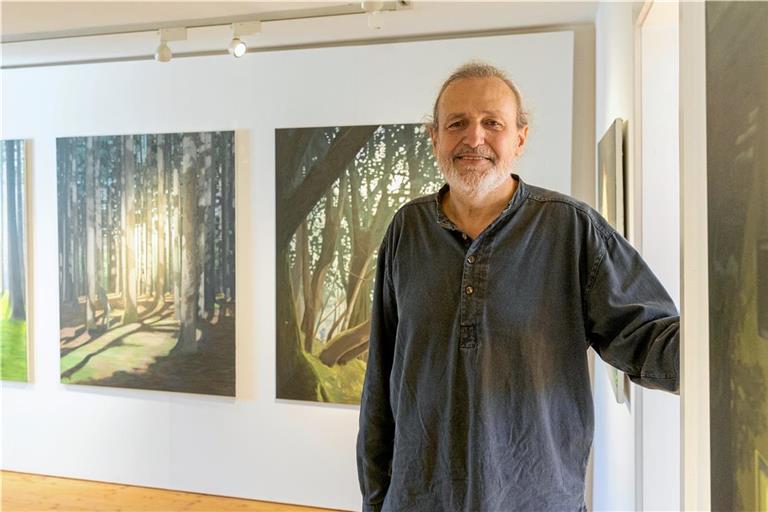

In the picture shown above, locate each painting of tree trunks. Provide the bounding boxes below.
[57,131,236,396]
[1,140,29,382]
[706,2,768,510]
[276,124,442,404]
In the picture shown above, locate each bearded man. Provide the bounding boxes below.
[356,62,679,512]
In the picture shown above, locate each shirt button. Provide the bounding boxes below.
[461,233,468,240]
[465,286,474,295]
[467,255,476,264]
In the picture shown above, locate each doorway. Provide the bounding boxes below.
[635,1,681,510]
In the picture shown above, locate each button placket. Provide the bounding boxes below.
[459,241,482,350]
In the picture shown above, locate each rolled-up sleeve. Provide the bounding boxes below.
[585,231,680,393]
[357,234,399,512]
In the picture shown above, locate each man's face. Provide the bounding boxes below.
[429,77,528,199]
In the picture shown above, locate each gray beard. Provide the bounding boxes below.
[438,155,513,199]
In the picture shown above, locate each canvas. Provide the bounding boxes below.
[707,3,768,509]
[597,118,630,405]
[0,139,29,382]
[275,124,442,404]
[57,131,236,396]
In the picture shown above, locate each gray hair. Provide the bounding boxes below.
[429,61,529,130]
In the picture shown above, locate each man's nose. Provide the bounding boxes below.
[463,122,486,148]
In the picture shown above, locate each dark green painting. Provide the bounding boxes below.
[706,2,768,510]
[275,124,442,404]
[1,140,29,382]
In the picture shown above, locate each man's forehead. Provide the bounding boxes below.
[443,109,508,120]
[439,77,518,111]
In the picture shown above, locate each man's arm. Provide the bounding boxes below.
[357,242,398,512]
[585,232,680,393]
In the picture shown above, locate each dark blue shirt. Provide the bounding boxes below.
[356,175,679,512]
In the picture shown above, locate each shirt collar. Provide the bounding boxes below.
[434,173,528,230]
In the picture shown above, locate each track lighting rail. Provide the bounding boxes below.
[1,2,411,45]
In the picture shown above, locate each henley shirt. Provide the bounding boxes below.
[356,175,679,512]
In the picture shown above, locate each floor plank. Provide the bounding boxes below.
[1,471,342,512]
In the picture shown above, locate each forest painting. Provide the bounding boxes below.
[707,2,768,510]
[57,131,236,396]
[1,140,29,382]
[276,124,442,404]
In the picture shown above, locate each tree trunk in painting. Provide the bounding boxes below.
[275,125,378,400]
[204,134,217,317]
[342,160,390,332]
[93,149,109,323]
[350,131,396,333]
[71,147,83,303]
[222,137,234,302]
[197,132,214,320]
[172,139,182,322]
[4,140,25,320]
[298,220,311,348]
[151,134,167,312]
[276,256,326,400]
[301,182,346,352]
[121,136,138,324]
[56,140,69,304]
[176,134,200,353]
[319,319,371,367]
[85,138,107,330]
[289,246,304,321]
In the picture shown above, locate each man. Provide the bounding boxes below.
[356,62,679,512]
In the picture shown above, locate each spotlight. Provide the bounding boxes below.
[155,41,172,62]
[228,37,248,58]
[229,21,261,58]
[153,27,187,63]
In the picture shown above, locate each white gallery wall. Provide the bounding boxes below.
[1,32,574,510]
[593,3,639,510]
[639,3,681,511]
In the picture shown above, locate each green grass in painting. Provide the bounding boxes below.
[60,317,177,384]
[0,293,28,382]
[306,353,366,405]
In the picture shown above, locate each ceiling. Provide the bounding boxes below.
[1,1,598,68]
[1,2,343,35]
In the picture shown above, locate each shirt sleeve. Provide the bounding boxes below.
[585,231,680,393]
[356,234,398,512]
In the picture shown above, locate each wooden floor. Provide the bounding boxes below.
[1,471,341,512]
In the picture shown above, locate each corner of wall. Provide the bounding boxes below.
[592,2,638,511]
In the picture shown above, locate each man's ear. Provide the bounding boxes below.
[515,125,529,156]
[428,124,438,153]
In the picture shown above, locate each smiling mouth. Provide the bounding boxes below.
[454,154,494,162]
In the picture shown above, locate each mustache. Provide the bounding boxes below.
[451,145,496,160]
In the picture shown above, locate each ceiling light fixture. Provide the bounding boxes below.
[228,37,247,58]
[154,27,187,63]
[154,41,172,63]
[228,21,261,58]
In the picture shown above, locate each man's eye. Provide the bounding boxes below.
[447,121,464,129]
[485,120,502,128]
